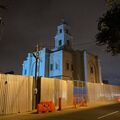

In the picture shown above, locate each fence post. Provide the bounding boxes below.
[73,96,76,108]
[58,97,62,111]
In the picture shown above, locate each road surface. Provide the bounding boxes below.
[0,103,120,120]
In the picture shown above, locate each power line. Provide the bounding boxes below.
[73,41,96,46]
[37,41,96,48]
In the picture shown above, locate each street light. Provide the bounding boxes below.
[32,44,39,109]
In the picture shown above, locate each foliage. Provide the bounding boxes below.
[106,0,120,8]
[96,4,120,55]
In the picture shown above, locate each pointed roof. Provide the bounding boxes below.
[59,19,68,25]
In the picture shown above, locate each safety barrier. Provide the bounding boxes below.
[37,101,55,113]
[73,96,87,108]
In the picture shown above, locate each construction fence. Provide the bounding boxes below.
[0,74,33,115]
[73,81,120,104]
[87,82,120,103]
[0,74,120,115]
[40,77,73,108]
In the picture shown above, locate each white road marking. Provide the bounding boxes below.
[97,111,119,119]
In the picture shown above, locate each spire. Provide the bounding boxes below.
[59,19,68,25]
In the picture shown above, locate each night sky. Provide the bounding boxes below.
[0,0,120,84]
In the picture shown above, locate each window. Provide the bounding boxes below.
[66,63,69,70]
[50,64,53,71]
[71,64,73,71]
[67,40,70,45]
[66,29,68,34]
[24,69,27,75]
[56,63,58,70]
[74,81,77,87]
[59,29,62,33]
[59,40,62,46]
[90,67,94,74]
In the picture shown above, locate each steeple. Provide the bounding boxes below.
[54,19,73,49]
[59,19,68,25]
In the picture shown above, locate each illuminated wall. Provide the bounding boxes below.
[49,50,63,78]
[22,48,49,77]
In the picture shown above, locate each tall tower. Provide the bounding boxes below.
[54,20,73,49]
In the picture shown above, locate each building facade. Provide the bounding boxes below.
[22,20,102,83]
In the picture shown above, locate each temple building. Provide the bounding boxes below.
[22,20,102,83]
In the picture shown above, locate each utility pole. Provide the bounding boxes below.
[32,44,39,109]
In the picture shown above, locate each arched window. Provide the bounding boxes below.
[90,66,94,74]
[59,40,62,46]
[89,62,97,83]
[66,63,69,70]
[50,64,53,71]
[24,69,27,75]
[59,29,62,33]
[67,40,70,45]
[66,29,69,34]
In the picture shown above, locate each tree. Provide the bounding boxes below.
[0,5,6,10]
[0,5,6,25]
[106,0,120,8]
[96,3,120,55]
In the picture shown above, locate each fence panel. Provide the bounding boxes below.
[40,78,74,108]
[87,82,120,103]
[0,74,33,115]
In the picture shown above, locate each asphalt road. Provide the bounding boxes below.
[0,103,120,120]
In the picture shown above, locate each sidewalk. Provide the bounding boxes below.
[0,101,118,120]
